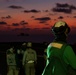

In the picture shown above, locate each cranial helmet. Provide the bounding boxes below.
[22,43,26,46]
[27,42,32,47]
[51,21,70,35]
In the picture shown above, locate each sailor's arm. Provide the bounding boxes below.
[64,46,76,69]
[46,45,51,65]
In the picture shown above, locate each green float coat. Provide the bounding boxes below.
[42,42,76,75]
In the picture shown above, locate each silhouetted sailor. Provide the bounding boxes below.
[22,42,37,75]
[6,47,19,75]
[42,21,76,75]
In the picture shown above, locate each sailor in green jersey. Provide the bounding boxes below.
[42,21,76,75]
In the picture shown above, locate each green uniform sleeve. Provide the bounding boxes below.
[46,45,51,65]
[64,45,76,69]
[22,51,27,65]
[47,45,52,57]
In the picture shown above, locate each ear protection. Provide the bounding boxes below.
[51,21,70,35]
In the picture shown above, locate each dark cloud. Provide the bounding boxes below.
[1,17,5,19]
[43,10,49,12]
[56,3,69,7]
[48,13,55,16]
[52,7,72,14]
[8,5,23,9]
[73,16,76,18]
[47,13,58,16]
[6,15,11,19]
[1,15,12,19]
[12,21,28,27]
[58,16,64,19]
[52,3,76,14]
[31,16,35,18]
[0,21,7,25]
[20,21,28,25]
[35,17,51,23]
[70,5,76,10]
[12,23,19,26]
[23,9,41,13]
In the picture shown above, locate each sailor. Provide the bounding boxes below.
[42,21,76,75]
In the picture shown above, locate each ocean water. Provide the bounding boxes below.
[0,34,76,44]
[0,34,53,43]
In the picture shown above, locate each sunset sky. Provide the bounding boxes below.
[0,0,76,43]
